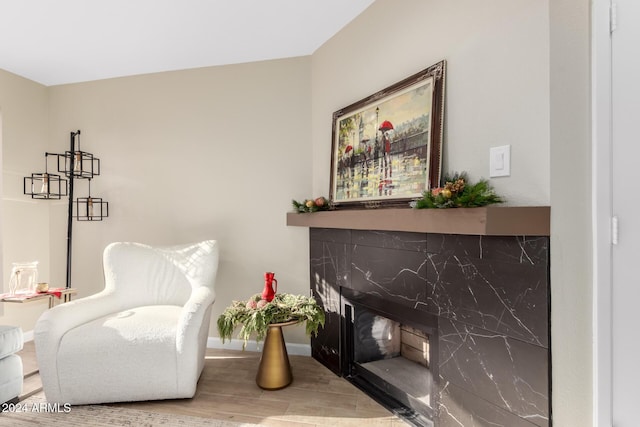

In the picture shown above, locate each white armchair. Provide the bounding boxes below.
[34,240,219,405]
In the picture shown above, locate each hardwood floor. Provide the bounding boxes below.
[16,341,406,426]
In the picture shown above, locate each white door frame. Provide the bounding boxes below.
[592,0,613,425]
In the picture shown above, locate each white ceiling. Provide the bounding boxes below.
[0,0,374,86]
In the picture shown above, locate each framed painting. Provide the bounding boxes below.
[329,60,446,208]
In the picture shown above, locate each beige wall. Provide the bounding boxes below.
[0,69,52,329]
[312,0,550,205]
[1,58,314,343]
[44,57,313,344]
[549,0,592,425]
[312,0,591,424]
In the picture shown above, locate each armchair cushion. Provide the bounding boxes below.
[57,305,183,404]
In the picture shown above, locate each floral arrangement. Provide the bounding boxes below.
[413,172,503,209]
[292,196,331,213]
[217,293,325,348]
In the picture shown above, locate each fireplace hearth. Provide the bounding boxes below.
[308,226,550,427]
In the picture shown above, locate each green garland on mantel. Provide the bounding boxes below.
[290,173,501,211]
[413,172,504,209]
[217,293,325,349]
[292,196,332,213]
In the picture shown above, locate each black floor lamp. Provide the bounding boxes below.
[23,130,109,288]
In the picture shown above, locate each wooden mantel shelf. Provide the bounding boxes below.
[286,206,550,236]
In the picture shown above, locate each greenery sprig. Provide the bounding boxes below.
[217,293,325,348]
[413,172,503,209]
[292,196,331,213]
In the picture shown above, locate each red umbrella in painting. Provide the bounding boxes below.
[345,145,353,153]
[379,120,394,132]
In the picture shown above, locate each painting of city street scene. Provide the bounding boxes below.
[330,61,446,208]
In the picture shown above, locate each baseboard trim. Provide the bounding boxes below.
[23,330,34,343]
[207,337,311,356]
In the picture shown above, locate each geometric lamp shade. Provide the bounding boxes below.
[58,150,100,179]
[74,197,108,221]
[23,172,67,199]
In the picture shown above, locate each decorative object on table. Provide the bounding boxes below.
[217,290,325,348]
[412,172,503,209]
[23,130,109,289]
[291,196,331,213]
[261,272,278,302]
[8,261,38,295]
[329,60,446,209]
[36,282,49,293]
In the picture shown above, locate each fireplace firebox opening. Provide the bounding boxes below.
[342,288,437,427]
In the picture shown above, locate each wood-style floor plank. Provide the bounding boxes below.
[16,342,406,426]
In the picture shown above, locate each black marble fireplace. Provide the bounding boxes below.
[307,225,550,427]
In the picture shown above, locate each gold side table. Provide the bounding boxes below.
[255,319,298,390]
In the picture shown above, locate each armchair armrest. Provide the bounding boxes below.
[175,286,216,392]
[176,286,216,350]
[35,291,134,344]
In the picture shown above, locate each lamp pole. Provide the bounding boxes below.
[66,130,79,289]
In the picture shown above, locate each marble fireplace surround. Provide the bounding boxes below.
[288,207,551,427]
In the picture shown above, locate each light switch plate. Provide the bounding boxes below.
[489,145,511,177]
